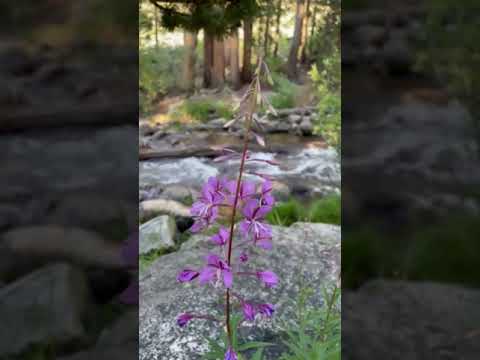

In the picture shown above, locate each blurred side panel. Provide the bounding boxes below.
[342,0,480,359]
[0,1,139,359]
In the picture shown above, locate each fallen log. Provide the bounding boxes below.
[139,143,293,161]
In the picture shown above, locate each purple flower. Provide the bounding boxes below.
[189,179,225,232]
[256,236,272,250]
[226,180,256,205]
[177,269,200,283]
[199,254,233,288]
[260,180,275,207]
[240,199,272,241]
[258,303,275,318]
[257,271,279,288]
[239,251,249,263]
[242,302,256,321]
[211,226,230,246]
[177,313,194,327]
[225,348,238,360]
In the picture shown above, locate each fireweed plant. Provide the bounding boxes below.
[176,59,280,360]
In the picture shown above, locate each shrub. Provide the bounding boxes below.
[309,194,341,225]
[280,285,341,360]
[171,99,234,123]
[139,45,184,114]
[269,74,298,109]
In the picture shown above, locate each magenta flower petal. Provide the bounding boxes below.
[177,313,194,327]
[177,269,200,282]
[242,302,256,321]
[211,226,230,246]
[199,266,217,285]
[257,271,279,288]
[242,199,258,219]
[225,348,238,360]
[256,237,272,250]
[189,219,206,233]
[206,254,221,266]
[258,303,275,318]
[239,252,249,263]
[262,180,273,194]
[255,205,272,219]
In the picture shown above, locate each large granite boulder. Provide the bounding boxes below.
[343,280,480,360]
[139,222,340,360]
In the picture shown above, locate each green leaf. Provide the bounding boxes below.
[237,341,273,352]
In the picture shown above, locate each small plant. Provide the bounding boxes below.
[269,74,298,110]
[266,195,341,227]
[176,59,281,360]
[280,284,341,360]
[171,99,234,123]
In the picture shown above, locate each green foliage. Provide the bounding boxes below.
[159,0,259,35]
[310,48,341,150]
[202,313,273,360]
[309,195,341,225]
[280,285,341,360]
[269,74,298,109]
[266,195,341,227]
[171,99,234,123]
[139,46,184,114]
[139,248,169,272]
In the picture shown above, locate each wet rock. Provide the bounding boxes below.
[139,216,176,255]
[140,223,340,360]
[382,36,413,74]
[299,118,314,136]
[343,280,480,360]
[288,114,302,124]
[0,263,90,358]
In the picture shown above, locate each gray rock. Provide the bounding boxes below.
[209,118,227,127]
[271,181,291,201]
[382,37,413,74]
[343,280,480,360]
[0,263,90,357]
[161,185,194,203]
[139,216,176,255]
[139,223,340,360]
[288,114,302,124]
[299,118,313,136]
[140,199,191,222]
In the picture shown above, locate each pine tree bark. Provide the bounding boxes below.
[287,0,306,80]
[241,18,253,82]
[263,11,271,57]
[181,30,197,92]
[154,7,159,48]
[204,32,214,88]
[273,0,282,57]
[300,0,311,63]
[230,29,241,89]
[212,37,225,88]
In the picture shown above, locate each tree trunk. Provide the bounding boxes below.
[154,7,159,48]
[212,37,225,88]
[241,18,253,82]
[273,0,282,57]
[287,0,306,80]
[230,29,241,89]
[224,37,231,68]
[310,5,317,44]
[181,30,197,92]
[300,0,311,63]
[263,12,271,57]
[204,32,214,88]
